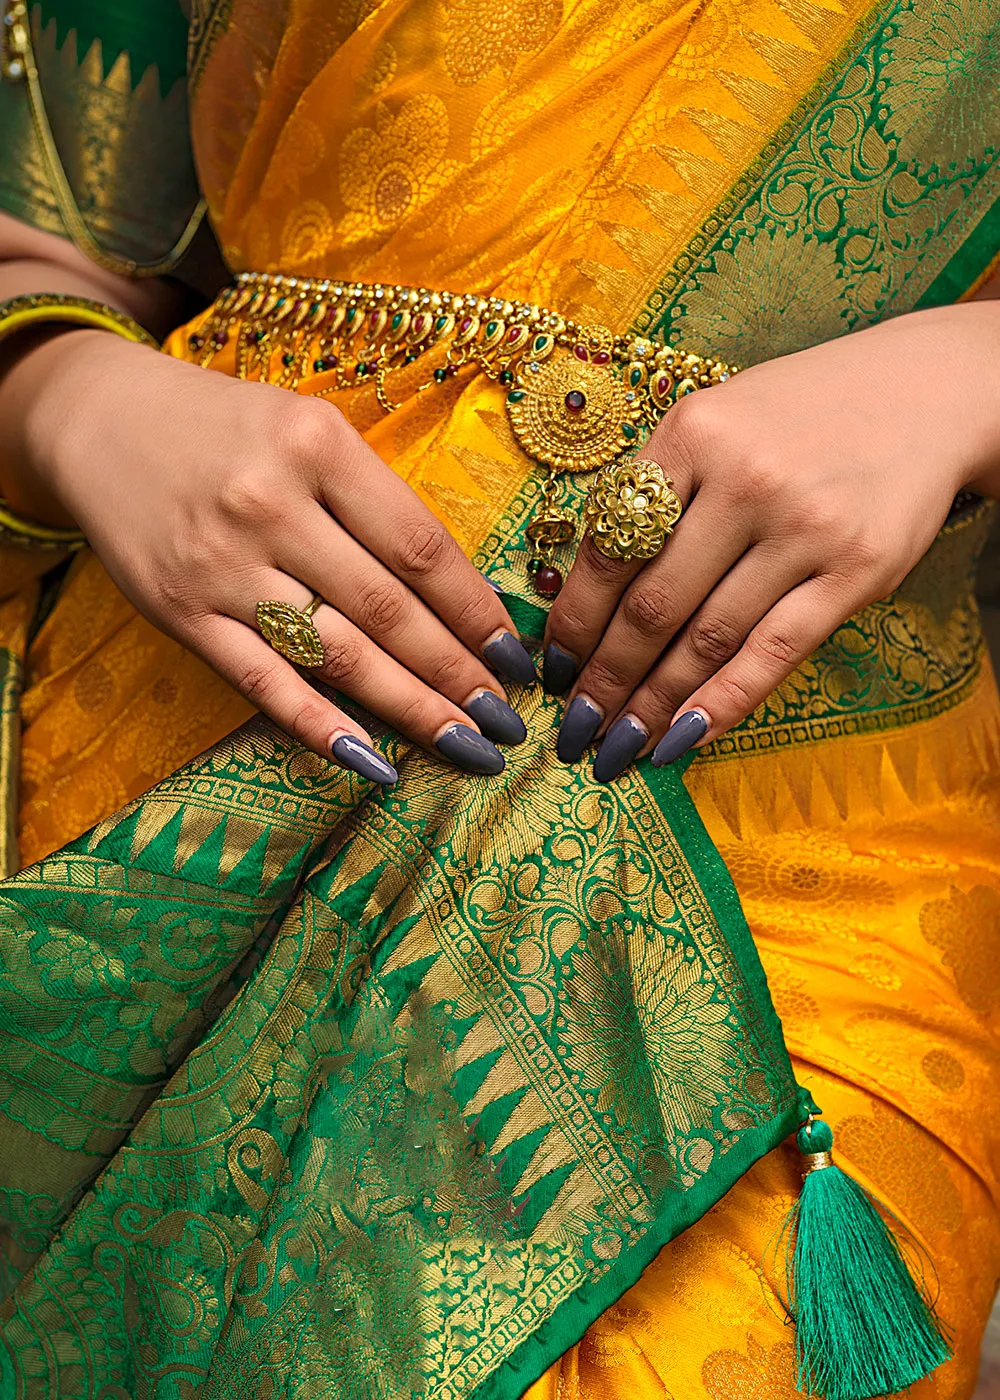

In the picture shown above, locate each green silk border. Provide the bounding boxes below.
[918,189,1000,306]
[35,0,189,94]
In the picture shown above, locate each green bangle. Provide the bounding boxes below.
[0,294,158,549]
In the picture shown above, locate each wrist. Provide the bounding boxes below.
[909,301,1000,498]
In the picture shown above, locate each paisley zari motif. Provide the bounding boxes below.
[0,0,999,1398]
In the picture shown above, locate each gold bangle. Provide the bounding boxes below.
[0,293,159,353]
[0,294,158,548]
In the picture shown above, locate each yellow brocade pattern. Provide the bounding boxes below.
[2,0,1000,1395]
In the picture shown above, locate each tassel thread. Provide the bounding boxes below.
[780,1099,951,1400]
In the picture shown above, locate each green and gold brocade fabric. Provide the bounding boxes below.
[1,1,1000,1397]
[0,0,200,268]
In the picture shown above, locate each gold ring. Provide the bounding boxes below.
[256,592,325,667]
[583,457,683,562]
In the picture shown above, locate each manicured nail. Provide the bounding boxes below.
[651,710,708,766]
[484,631,538,687]
[435,723,506,775]
[543,642,577,696]
[481,573,504,594]
[557,695,603,764]
[464,689,527,745]
[593,714,648,784]
[331,735,398,785]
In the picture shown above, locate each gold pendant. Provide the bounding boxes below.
[505,325,644,474]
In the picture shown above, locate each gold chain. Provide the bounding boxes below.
[1,0,207,278]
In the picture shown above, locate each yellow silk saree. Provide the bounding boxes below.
[1,1,1000,1398]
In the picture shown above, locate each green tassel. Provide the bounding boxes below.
[781,1107,951,1400]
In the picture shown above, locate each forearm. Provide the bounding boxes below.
[0,213,186,525]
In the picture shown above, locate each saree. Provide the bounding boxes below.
[1,0,1000,1397]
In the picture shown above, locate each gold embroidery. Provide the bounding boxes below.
[442,0,561,85]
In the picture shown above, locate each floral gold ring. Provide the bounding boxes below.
[582,458,683,562]
[256,593,325,668]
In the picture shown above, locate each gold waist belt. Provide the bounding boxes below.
[194,272,738,592]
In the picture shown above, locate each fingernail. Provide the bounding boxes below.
[481,573,504,594]
[543,642,577,696]
[557,695,603,764]
[593,714,648,784]
[435,723,506,775]
[651,710,708,767]
[331,735,398,785]
[484,631,538,687]
[464,690,527,745]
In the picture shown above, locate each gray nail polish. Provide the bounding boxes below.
[651,711,707,767]
[593,715,648,784]
[464,691,527,745]
[435,724,506,775]
[481,573,504,594]
[557,695,603,764]
[331,735,398,785]
[543,642,577,696]
[484,632,538,687]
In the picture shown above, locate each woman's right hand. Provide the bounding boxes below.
[6,329,537,783]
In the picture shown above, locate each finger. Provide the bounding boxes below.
[542,451,697,695]
[588,546,809,781]
[542,534,645,694]
[225,574,508,775]
[277,503,526,744]
[649,575,849,767]
[563,491,758,729]
[306,415,537,687]
[191,613,400,784]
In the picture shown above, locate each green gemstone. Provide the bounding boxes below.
[629,367,643,387]
[275,298,285,308]
[313,358,326,372]
[622,422,637,440]
[433,367,448,383]
[355,361,367,376]
[435,316,449,332]
[486,320,498,336]
[499,369,514,386]
[310,301,320,314]
[507,390,526,403]
[282,353,294,367]
[391,312,403,330]
[534,335,547,350]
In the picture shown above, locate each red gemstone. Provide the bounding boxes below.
[564,389,586,413]
[656,373,671,395]
[412,314,427,335]
[534,566,563,597]
[459,317,472,333]
[591,349,611,365]
[572,344,589,362]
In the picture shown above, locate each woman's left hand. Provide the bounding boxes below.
[543,302,1000,781]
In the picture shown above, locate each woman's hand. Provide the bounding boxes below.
[6,330,538,783]
[544,302,1000,781]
